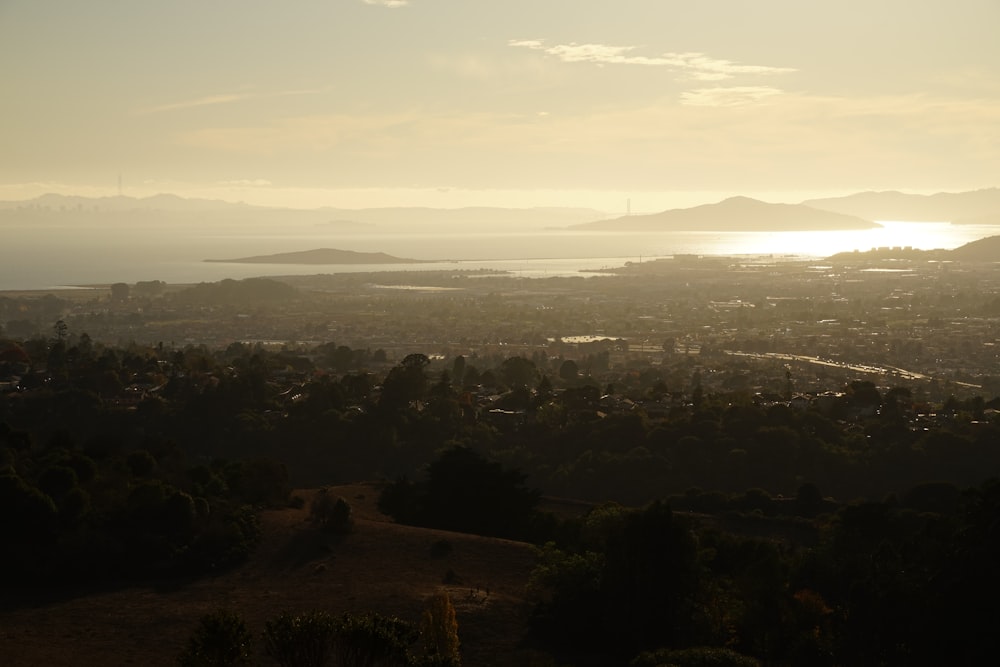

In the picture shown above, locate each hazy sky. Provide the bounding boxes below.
[1,0,998,210]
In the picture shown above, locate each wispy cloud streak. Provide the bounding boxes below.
[509,40,795,81]
[138,88,326,115]
[681,86,785,107]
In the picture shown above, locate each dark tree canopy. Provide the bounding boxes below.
[379,446,540,540]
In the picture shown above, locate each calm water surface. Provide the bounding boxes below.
[3,220,998,290]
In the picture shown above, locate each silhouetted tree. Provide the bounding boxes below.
[178,609,252,667]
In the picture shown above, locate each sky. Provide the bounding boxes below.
[1,0,998,212]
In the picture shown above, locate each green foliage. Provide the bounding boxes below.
[378,476,422,525]
[263,611,338,667]
[380,355,430,411]
[310,489,353,534]
[332,612,415,667]
[0,470,57,549]
[126,449,158,477]
[379,446,541,540]
[225,458,291,506]
[499,355,538,389]
[529,501,702,659]
[178,609,252,667]
[419,591,461,665]
[630,646,760,667]
[601,501,700,653]
[37,464,79,498]
[110,282,130,302]
[185,504,260,572]
[528,543,605,646]
[178,278,298,305]
[263,611,416,667]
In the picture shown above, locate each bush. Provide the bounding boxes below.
[310,489,353,534]
[178,609,252,667]
[263,611,338,667]
[332,612,415,667]
[263,611,416,667]
[630,646,761,667]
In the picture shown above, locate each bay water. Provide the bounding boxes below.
[2,219,998,291]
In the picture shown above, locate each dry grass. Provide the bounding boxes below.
[0,484,548,666]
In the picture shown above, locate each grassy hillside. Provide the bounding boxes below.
[0,484,543,666]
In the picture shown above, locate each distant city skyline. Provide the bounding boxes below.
[2,1,997,211]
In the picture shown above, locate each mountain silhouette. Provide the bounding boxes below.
[826,235,1000,262]
[572,196,877,231]
[946,235,1000,261]
[804,188,1000,222]
[204,248,428,265]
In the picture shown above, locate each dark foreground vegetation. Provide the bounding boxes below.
[3,322,1000,667]
[5,256,1000,666]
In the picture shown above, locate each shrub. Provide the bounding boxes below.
[263,611,416,667]
[630,646,761,667]
[332,612,415,667]
[310,489,353,534]
[263,611,337,667]
[178,609,252,667]
[429,539,452,559]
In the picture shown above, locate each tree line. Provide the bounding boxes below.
[4,333,1000,664]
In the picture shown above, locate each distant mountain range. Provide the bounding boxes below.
[803,188,1000,223]
[0,192,255,212]
[573,196,878,232]
[0,193,606,230]
[204,248,427,265]
[3,188,1000,231]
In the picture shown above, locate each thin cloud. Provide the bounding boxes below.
[364,0,409,7]
[669,53,796,81]
[138,88,327,115]
[141,94,252,114]
[681,86,785,107]
[509,40,795,80]
[217,179,273,187]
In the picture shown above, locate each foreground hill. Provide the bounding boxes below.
[204,248,429,265]
[949,235,1000,261]
[572,196,878,231]
[826,234,1000,262]
[0,485,541,667]
[804,187,1000,222]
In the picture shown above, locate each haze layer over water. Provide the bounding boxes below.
[3,219,998,291]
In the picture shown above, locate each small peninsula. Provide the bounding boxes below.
[205,248,430,265]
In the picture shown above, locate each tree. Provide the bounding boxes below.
[795,482,825,517]
[178,609,252,667]
[110,282,130,302]
[419,591,461,665]
[380,447,540,540]
[451,355,466,386]
[558,359,579,382]
[631,647,760,667]
[601,501,700,654]
[332,612,415,667]
[263,611,337,667]
[499,356,537,389]
[380,354,430,411]
[311,489,353,534]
